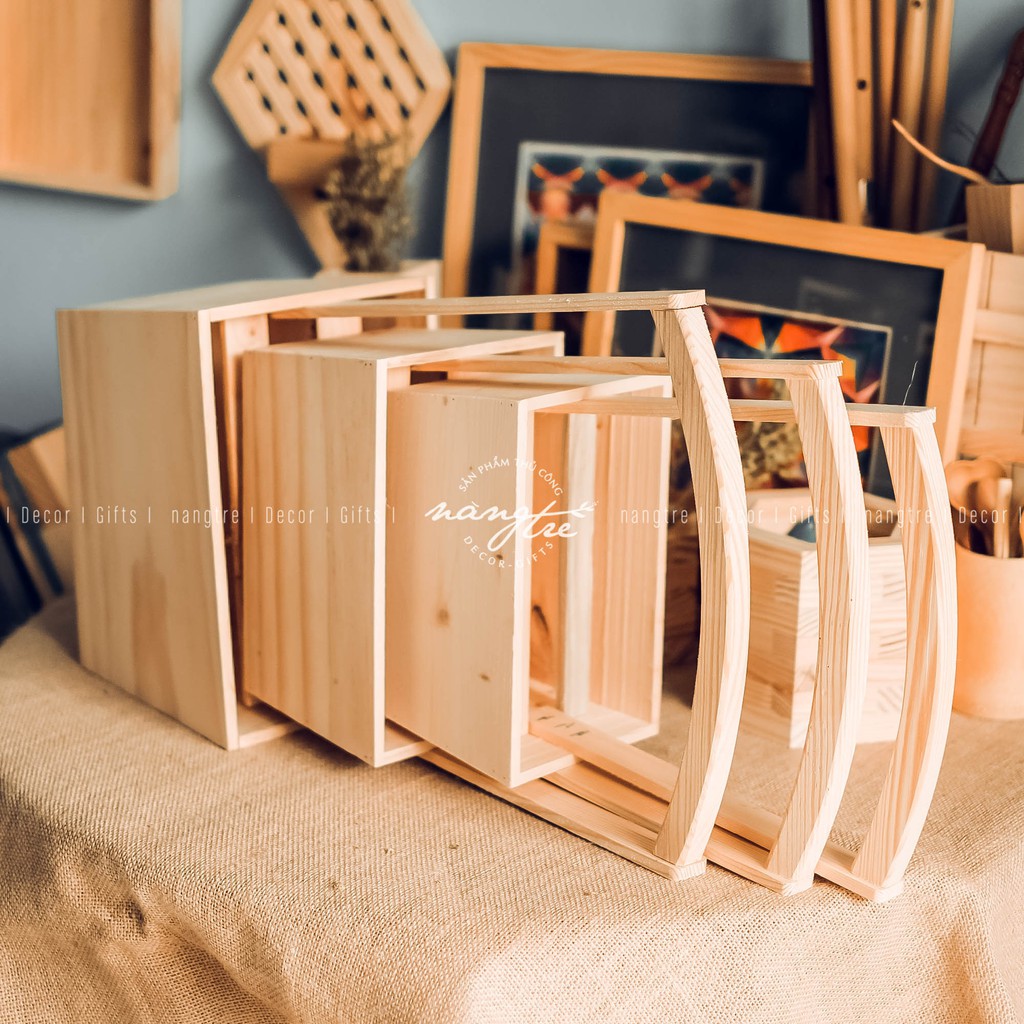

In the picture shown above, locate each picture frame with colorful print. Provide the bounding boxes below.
[705,298,891,489]
[509,141,764,293]
[584,192,985,495]
[442,43,817,302]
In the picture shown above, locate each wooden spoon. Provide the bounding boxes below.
[945,458,1008,551]
[973,476,1013,558]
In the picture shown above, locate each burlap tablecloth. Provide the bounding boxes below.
[1,599,1023,1023]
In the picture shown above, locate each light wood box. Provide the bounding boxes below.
[960,250,1024,465]
[386,375,671,787]
[0,0,180,200]
[240,328,568,766]
[57,266,443,751]
[966,184,1024,256]
[742,489,907,747]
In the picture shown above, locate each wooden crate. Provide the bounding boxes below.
[240,327,568,766]
[742,489,907,748]
[385,375,671,786]
[960,251,1024,464]
[57,265,440,751]
[0,0,180,200]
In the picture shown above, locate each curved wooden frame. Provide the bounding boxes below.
[299,290,959,901]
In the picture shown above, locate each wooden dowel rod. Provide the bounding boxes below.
[411,355,843,380]
[272,290,707,319]
[538,395,934,427]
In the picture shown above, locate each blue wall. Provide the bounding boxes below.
[1,0,1021,435]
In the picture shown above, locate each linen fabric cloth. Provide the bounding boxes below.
[1,600,1022,1023]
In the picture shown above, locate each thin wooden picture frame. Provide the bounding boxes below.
[584,192,985,468]
[442,43,817,303]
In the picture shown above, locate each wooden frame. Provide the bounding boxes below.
[585,192,985,468]
[960,251,1024,463]
[0,0,180,200]
[57,268,440,753]
[240,326,571,767]
[442,43,815,302]
[293,291,958,901]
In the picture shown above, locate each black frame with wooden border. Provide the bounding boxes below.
[584,192,984,468]
[442,43,818,303]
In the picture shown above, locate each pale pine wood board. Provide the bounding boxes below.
[212,315,270,705]
[386,384,530,784]
[241,328,565,767]
[422,748,702,883]
[765,375,872,884]
[92,268,437,317]
[960,253,1024,460]
[58,308,237,747]
[4,426,72,600]
[852,418,957,890]
[243,349,387,765]
[557,413,597,716]
[967,185,1024,255]
[588,399,671,724]
[284,290,707,320]
[652,308,750,867]
[0,0,180,199]
[7,428,68,516]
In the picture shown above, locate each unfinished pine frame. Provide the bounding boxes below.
[585,192,985,467]
[0,0,180,199]
[240,326,568,767]
[383,373,670,786]
[301,291,958,900]
[57,269,441,752]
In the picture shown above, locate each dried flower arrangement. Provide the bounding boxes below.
[323,134,412,273]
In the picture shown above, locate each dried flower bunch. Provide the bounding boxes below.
[323,134,412,272]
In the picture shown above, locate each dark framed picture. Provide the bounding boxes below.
[443,43,817,302]
[585,193,984,493]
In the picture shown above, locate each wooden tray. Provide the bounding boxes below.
[0,0,180,200]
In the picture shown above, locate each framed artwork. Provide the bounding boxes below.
[584,193,985,490]
[443,43,817,301]
[510,141,764,292]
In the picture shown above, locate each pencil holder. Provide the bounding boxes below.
[954,544,1024,719]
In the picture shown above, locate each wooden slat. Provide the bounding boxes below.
[852,417,957,889]
[274,290,707,319]
[58,308,237,748]
[766,374,872,883]
[651,307,750,867]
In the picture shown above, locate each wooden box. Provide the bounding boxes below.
[742,489,907,747]
[966,184,1024,256]
[57,266,445,751]
[240,328,568,766]
[0,0,180,200]
[386,376,671,786]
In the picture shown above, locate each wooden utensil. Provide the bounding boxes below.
[973,476,1013,558]
[944,458,1007,551]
